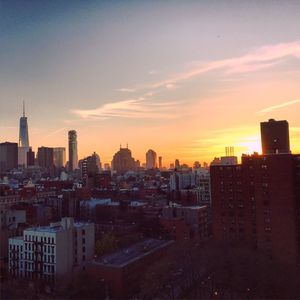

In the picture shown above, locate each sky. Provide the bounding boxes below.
[1,0,300,166]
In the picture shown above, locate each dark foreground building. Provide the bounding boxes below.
[211,120,300,266]
[87,238,174,299]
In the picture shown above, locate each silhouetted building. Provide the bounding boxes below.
[158,156,162,169]
[111,145,136,174]
[146,149,157,169]
[37,147,54,169]
[19,102,29,148]
[175,159,180,169]
[68,130,78,171]
[260,119,290,154]
[211,153,300,265]
[79,152,100,186]
[0,142,18,172]
[27,147,35,166]
[53,147,66,168]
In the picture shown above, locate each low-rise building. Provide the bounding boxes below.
[88,238,174,299]
[8,217,94,282]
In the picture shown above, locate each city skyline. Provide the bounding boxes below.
[1,0,300,164]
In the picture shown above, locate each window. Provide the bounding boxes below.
[82,255,85,261]
[82,238,85,244]
[82,229,85,235]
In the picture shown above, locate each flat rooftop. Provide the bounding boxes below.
[93,238,174,268]
[24,221,91,233]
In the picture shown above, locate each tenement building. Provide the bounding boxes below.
[8,217,94,282]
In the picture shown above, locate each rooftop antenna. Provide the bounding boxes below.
[120,144,121,150]
[23,100,25,117]
[126,143,128,149]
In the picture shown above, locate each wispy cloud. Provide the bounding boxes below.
[72,41,300,122]
[116,88,136,93]
[40,127,66,141]
[150,40,300,89]
[257,99,300,115]
[72,98,181,120]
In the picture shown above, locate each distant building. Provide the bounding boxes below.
[68,130,78,171]
[111,146,136,174]
[27,147,35,166]
[175,159,180,169]
[104,163,110,171]
[146,149,157,169]
[37,147,54,169]
[210,147,238,166]
[135,160,141,168]
[53,147,66,168]
[79,152,101,186]
[260,119,290,154]
[0,142,18,173]
[18,146,29,167]
[8,217,94,281]
[170,172,196,191]
[19,102,29,148]
[158,156,162,169]
[193,161,201,169]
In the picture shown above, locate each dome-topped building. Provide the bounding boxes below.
[111,145,136,174]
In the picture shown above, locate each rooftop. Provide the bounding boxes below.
[24,220,91,233]
[93,238,173,268]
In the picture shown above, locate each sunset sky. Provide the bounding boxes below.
[1,0,300,166]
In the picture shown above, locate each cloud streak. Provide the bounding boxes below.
[150,40,300,89]
[72,98,181,120]
[257,99,300,115]
[72,40,300,122]
[116,88,136,93]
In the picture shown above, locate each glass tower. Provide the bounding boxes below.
[19,101,29,147]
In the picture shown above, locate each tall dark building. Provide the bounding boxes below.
[19,101,29,147]
[0,142,18,172]
[211,120,300,265]
[79,152,100,186]
[27,147,35,166]
[68,130,78,171]
[260,119,290,154]
[37,147,54,169]
[211,153,300,265]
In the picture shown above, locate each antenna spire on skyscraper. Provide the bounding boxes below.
[23,100,25,117]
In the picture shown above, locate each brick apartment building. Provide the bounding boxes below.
[211,119,300,265]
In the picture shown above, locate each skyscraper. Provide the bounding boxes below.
[68,130,78,171]
[260,119,290,154]
[146,149,157,169]
[18,102,30,167]
[19,101,29,147]
[53,147,66,168]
